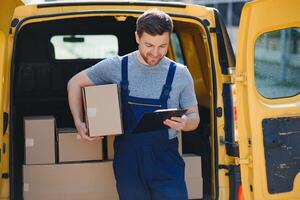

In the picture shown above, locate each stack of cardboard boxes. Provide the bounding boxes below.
[23,84,202,199]
[23,118,119,200]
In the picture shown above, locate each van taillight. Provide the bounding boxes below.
[238,184,244,200]
[232,85,238,135]
[234,104,237,122]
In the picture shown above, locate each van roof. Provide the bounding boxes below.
[25,0,187,8]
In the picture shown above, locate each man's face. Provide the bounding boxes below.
[135,31,170,66]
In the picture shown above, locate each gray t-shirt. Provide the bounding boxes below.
[84,51,197,139]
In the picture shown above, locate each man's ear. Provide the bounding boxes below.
[135,31,140,44]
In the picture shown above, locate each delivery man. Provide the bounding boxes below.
[67,8,200,200]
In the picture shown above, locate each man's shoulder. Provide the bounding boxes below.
[122,51,137,60]
[90,54,122,72]
[164,57,187,70]
[174,62,187,70]
[172,61,189,76]
[96,54,125,68]
[165,59,191,82]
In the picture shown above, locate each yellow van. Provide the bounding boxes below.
[0,0,299,199]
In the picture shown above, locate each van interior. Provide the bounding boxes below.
[11,16,212,199]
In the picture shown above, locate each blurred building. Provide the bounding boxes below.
[193,0,247,51]
[158,0,248,51]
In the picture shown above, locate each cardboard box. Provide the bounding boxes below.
[107,135,115,160]
[183,154,203,199]
[82,84,123,137]
[23,154,202,200]
[186,178,203,199]
[58,129,103,162]
[24,116,56,164]
[23,162,118,200]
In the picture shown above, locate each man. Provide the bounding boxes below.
[67,8,200,200]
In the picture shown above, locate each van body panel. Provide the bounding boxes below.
[0,0,23,34]
[236,0,300,199]
[0,31,7,198]
[0,1,23,198]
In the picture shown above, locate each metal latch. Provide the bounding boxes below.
[222,74,247,84]
[235,156,252,166]
[235,74,247,83]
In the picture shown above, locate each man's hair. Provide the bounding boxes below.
[136,8,173,37]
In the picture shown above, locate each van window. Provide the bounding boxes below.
[50,35,118,59]
[171,33,185,64]
[254,27,300,98]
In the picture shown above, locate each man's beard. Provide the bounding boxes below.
[140,51,163,66]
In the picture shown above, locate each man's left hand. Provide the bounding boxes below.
[163,115,188,131]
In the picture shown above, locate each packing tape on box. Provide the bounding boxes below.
[25,138,34,147]
[87,107,97,117]
[23,183,29,192]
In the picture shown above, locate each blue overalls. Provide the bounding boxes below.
[113,56,188,200]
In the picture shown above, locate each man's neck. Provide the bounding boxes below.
[136,51,150,66]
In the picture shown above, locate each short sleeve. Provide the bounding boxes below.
[84,56,120,85]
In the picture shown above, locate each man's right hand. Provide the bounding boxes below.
[75,120,102,141]
[68,70,100,141]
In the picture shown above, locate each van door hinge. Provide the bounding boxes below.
[216,107,222,117]
[222,75,235,84]
[235,156,252,166]
[2,143,6,154]
[2,173,9,179]
[235,74,247,86]
[3,112,8,135]
[209,27,218,33]
[222,74,247,84]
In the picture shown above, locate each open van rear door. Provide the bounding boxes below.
[0,0,23,196]
[236,0,300,199]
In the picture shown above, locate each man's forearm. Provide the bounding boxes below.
[67,79,84,124]
[182,112,200,132]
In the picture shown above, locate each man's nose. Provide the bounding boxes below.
[151,47,159,57]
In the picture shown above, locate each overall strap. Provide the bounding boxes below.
[120,56,129,97]
[120,56,131,133]
[160,62,176,107]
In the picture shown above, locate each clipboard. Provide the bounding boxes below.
[132,108,187,133]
